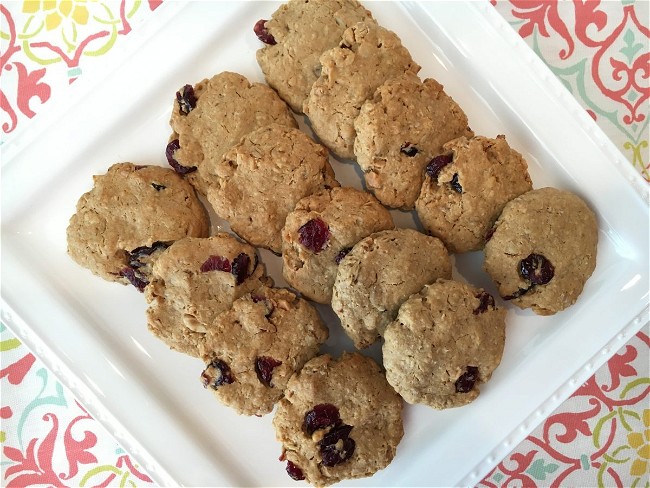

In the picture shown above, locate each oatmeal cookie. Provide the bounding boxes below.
[66,162,209,289]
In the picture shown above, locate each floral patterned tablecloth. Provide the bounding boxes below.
[1,1,648,487]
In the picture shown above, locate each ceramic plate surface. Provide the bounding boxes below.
[2,2,649,486]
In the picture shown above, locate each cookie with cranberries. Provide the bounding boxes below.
[304,21,420,159]
[198,286,328,416]
[273,352,403,486]
[255,0,374,113]
[483,187,598,315]
[354,72,473,210]
[331,228,452,349]
[415,135,532,254]
[66,162,209,289]
[206,124,339,254]
[167,71,297,194]
[383,279,506,409]
[145,234,272,357]
[281,187,393,304]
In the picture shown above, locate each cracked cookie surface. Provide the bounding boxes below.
[383,279,506,409]
[168,71,297,194]
[354,72,473,209]
[331,228,452,349]
[273,352,403,486]
[66,162,209,288]
[256,0,374,113]
[483,187,598,315]
[415,135,533,254]
[304,21,420,159]
[282,186,394,304]
[198,286,328,416]
[206,124,339,254]
[145,234,272,357]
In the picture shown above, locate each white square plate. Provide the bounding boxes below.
[2,2,648,486]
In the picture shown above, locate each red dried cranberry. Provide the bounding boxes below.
[520,253,555,285]
[285,461,305,481]
[201,359,234,388]
[254,19,276,45]
[165,139,196,175]
[119,267,148,292]
[231,253,250,285]
[255,356,283,387]
[319,424,355,466]
[503,287,530,300]
[425,154,453,180]
[304,403,341,435]
[200,255,231,273]
[400,142,418,157]
[176,84,197,115]
[128,241,168,269]
[450,173,462,193]
[455,366,480,393]
[298,218,330,253]
[334,247,352,264]
[473,292,495,315]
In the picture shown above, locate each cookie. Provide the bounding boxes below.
[273,352,403,486]
[331,228,452,349]
[415,135,533,253]
[145,234,272,357]
[383,279,506,409]
[198,286,328,416]
[206,124,340,254]
[281,187,394,304]
[303,21,420,159]
[167,71,297,194]
[483,187,598,315]
[255,0,374,113]
[66,162,209,289]
[354,72,474,209]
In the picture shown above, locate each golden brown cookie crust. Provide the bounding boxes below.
[415,135,533,253]
[354,72,473,209]
[273,352,403,486]
[304,22,420,159]
[206,124,339,254]
[199,286,328,416]
[383,279,506,409]
[66,162,209,286]
[168,71,297,194]
[331,228,452,349]
[256,0,374,113]
[145,234,272,357]
[282,186,394,304]
[483,187,598,315]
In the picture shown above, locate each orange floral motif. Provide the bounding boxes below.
[628,409,650,477]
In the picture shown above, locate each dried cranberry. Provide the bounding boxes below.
[119,267,148,292]
[319,424,355,466]
[176,84,197,115]
[334,247,352,264]
[231,253,250,285]
[127,241,168,269]
[304,403,341,435]
[151,183,166,191]
[165,139,197,175]
[519,253,555,285]
[286,461,305,481]
[450,173,462,193]
[425,154,453,180]
[400,142,418,157]
[455,366,480,393]
[201,359,234,388]
[200,255,231,273]
[503,287,530,300]
[255,356,282,387]
[298,218,330,253]
[473,292,495,315]
[254,19,276,45]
